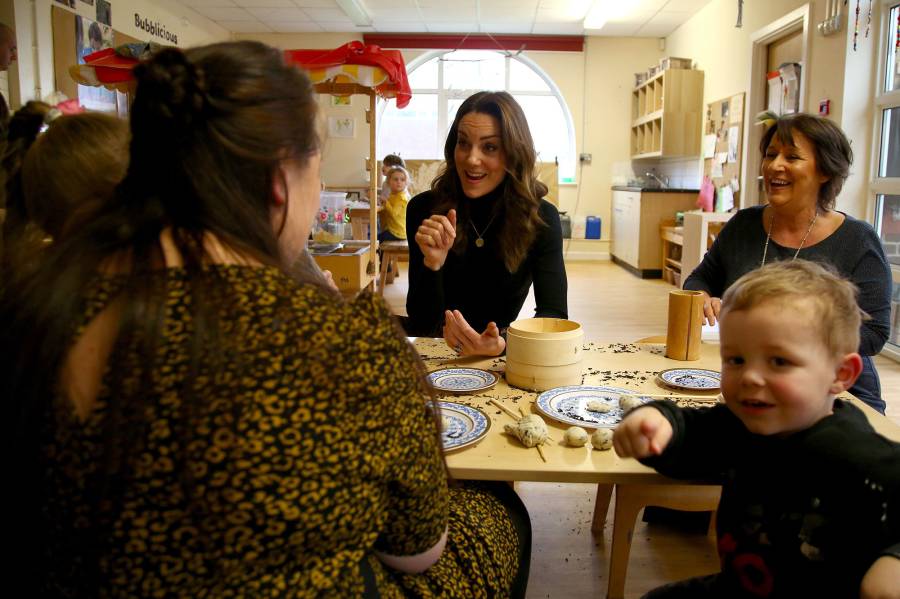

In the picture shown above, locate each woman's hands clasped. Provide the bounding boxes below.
[415,209,457,271]
[443,309,506,358]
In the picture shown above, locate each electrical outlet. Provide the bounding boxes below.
[579,153,592,164]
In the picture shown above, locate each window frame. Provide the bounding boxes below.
[870,0,900,359]
[377,49,577,183]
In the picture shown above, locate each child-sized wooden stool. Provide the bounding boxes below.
[378,240,409,295]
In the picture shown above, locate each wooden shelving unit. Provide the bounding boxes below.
[631,68,705,159]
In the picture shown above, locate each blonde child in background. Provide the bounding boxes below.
[379,153,406,204]
[614,260,900,599]
[378,165,409,243]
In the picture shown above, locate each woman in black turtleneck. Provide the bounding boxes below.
[405,91,568,357]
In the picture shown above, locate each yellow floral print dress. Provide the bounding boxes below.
[40,265,519,598]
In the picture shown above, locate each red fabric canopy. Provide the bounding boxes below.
[284,41,412,108]
[71,42,412,108]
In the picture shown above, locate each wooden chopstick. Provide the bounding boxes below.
[618,392,721,401]
[487,399,521,421]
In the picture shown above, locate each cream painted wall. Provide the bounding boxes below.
[8,0,229,108]
[664,0,876,219]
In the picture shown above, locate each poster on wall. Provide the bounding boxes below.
[76,16,117,112]
[97,0,112,27]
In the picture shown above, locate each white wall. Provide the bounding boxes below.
[8,0,230,108]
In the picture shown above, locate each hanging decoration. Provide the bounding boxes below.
[854,0,861,51]
[866,0,873,39]
[735,0,743,28]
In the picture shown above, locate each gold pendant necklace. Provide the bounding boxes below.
[761,209,818,266]
[470,213,498,248]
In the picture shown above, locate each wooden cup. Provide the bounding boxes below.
[665,290,704,361]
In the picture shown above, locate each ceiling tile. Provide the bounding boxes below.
[302,7,350,19]
[365,0,418,8]
[479,22,534,34]
[231,0,294,6]
[534,8,584,24]
[368,9,422,21]
[419,7,478,20]
[662,0,712,11]
[291,0,340,7]
[531,21,584,34]
[641,10,692,26]
[416,0,476,6]
[633,0,669,10]
[479,6,536,21]
[268,21,325,31]
[178,0,237,7]
[247,6,311,19]
[216,19,272,31]
[425,22,478,32]
[193,6,255,19]
[372,20,428,31]
[634,21,678,36]
[589,21,640,36]
[318,21,375,31]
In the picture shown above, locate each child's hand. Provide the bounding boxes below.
[415,209,456,271]
[860,556,900,599]
[613,408,673,459]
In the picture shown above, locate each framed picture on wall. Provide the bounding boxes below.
[328,116,355,139]
[331,95,352,107]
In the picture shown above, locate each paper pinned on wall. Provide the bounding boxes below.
[730,176,740,193]
[715,151,727,164]
[730,94,743,124]
[727,126,739,162]
[702,134,717,158]
[711,159,724,178]
[718,185,735,212]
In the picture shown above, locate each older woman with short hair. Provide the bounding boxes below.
[684,112,892,413]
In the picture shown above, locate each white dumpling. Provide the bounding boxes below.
[618,396,645,412]
[441,416,453,432]
[591,428,614,451]
[564,426,589,447]
[585,400,612,413]
[504,414,549,448]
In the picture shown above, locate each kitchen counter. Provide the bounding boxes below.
[612,185,699,193]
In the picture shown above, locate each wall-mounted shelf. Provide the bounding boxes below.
[630,68,704,158]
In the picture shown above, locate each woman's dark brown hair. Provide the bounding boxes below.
[760,112,853,211]
[1,41,326,584]
[432,91,548,272]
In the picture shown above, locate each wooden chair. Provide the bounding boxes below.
[593,483,721,599]
[592,335,721,599]
[377,240,409,295]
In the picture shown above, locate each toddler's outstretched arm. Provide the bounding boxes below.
[613,407,674,459]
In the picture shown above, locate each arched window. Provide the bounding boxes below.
[377,50,577,182]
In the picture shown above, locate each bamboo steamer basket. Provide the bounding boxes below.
[505,318,584,391]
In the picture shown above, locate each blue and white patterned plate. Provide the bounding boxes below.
[658,368,721,391]
[436,401,491,452]
[427,368,499,394]
[535,385,653,428]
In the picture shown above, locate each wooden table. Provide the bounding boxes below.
[416,338,900,598]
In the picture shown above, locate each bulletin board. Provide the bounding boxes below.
[703,92,745,209]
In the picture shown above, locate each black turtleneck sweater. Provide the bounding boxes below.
[405,187,568,337]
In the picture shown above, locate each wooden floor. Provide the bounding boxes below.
[382,261,900,599]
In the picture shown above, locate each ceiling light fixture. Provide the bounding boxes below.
[583,0,637,31]
[335,0,372,27]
